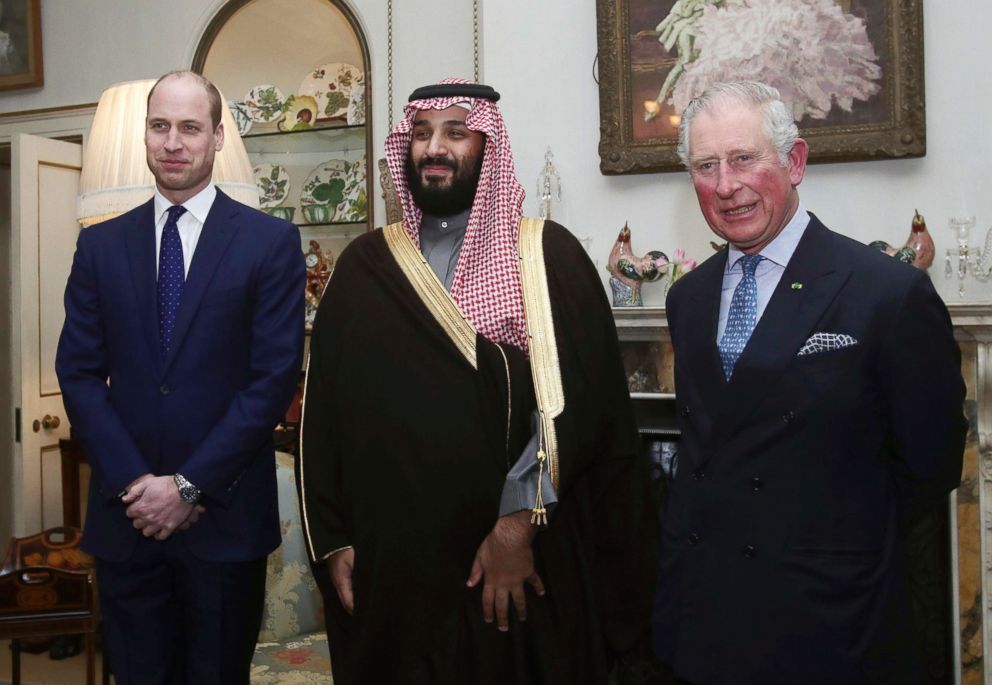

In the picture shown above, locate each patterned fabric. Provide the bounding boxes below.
[718,254,764,379]
[252,632,331,684]
[384,77,529,353]
[259,452,326,643]
[797,332,858,356]
[157,205,187,353]
[250,452,332,682]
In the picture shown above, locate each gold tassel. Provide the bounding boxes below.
[531,448,548,526]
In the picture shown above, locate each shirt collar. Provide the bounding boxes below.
[421,208,471,235]
[153,183,217,225]
[725,200,810,272]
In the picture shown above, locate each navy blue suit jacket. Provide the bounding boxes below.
[655,215,967,685]
[56,190,305,563]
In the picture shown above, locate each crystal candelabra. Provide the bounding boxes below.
[536,147,562,221]
[946,215,992,297]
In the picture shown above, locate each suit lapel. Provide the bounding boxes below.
[706,216,851,450]
[124,199,163,374]
[682,249,728,394]
[163,190,240,373]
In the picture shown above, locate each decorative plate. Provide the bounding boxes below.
[346,74,366,125]
[298,63,363,120]
[253,163,290,208]
[228,100,252,136]
[279,95,319,132]
[300,159,350,215]
[244,84,287,123]
[335,158,368,222]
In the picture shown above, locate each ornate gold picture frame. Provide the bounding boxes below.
[0,0,43,92]
[596,0,925,174]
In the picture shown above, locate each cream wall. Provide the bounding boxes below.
[1,0,989,305]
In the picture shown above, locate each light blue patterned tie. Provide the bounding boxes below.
[719,254,764,380]
[157,205,187,354]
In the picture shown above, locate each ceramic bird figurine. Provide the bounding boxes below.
[868,209,935,271]
[905,209,935,270]
[606,223,668,306]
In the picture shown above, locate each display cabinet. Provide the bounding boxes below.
[193,0,372,330]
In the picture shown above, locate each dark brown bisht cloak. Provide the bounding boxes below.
[298,219,657,684]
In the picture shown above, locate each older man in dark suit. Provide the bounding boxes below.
[56,70,304,684]
[654,81,967,685]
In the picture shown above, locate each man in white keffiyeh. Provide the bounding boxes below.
[299,80,657,684]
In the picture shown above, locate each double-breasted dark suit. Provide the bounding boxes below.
[56,189,304,680]
[654,215,967,685]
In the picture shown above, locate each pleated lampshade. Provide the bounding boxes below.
[76,78,259,226]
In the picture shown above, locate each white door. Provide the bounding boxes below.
[10,133,82,535]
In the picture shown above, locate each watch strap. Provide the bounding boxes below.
[174,473,201,504]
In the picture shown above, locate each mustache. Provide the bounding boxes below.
[417,156,457,172]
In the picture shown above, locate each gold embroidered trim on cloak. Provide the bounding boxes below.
[495,344,513,468]
[517,217,564,498]
[298,343,322,562]
[321,545,354,561]
[383,223,478,370]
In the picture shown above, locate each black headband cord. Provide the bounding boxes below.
[407,84,501,102]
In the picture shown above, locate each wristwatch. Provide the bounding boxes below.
[173,473,201,504]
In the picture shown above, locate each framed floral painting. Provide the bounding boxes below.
[0,0,43,91]
[596,0,924,174]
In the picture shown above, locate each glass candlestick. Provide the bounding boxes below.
[536,147,562,221]
[948,215,976,297]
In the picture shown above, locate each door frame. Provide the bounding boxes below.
[1,108,92,542]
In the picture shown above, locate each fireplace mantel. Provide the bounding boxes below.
[615,303,992,340]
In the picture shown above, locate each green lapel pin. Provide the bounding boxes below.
[791,282,803,290]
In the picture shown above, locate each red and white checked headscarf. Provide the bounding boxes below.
[385,78,528,353]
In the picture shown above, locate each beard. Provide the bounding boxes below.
[406,152,483,217]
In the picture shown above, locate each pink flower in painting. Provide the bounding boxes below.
[671,0,881,121]
[682,258,698,271]
[673,248,687,263]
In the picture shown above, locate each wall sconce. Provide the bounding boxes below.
[76,79,258,227]
[946,215,992,297]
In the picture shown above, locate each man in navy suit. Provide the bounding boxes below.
[56,70,304,684]
[654,81,967,684]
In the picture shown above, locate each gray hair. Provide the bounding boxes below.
[676,81,798,169]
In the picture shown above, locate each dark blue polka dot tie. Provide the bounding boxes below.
[157,205,187,354]
[718,254,764,380]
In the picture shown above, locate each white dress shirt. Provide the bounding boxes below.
[717,202,811,343]
[154,184,217,278]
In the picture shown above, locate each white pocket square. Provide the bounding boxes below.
[797,332,858,356]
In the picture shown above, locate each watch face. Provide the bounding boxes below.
[174,474,200,503]
[306,253,319,268]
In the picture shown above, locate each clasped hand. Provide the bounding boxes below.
[466,510,545,632]
[123,474,206,541]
